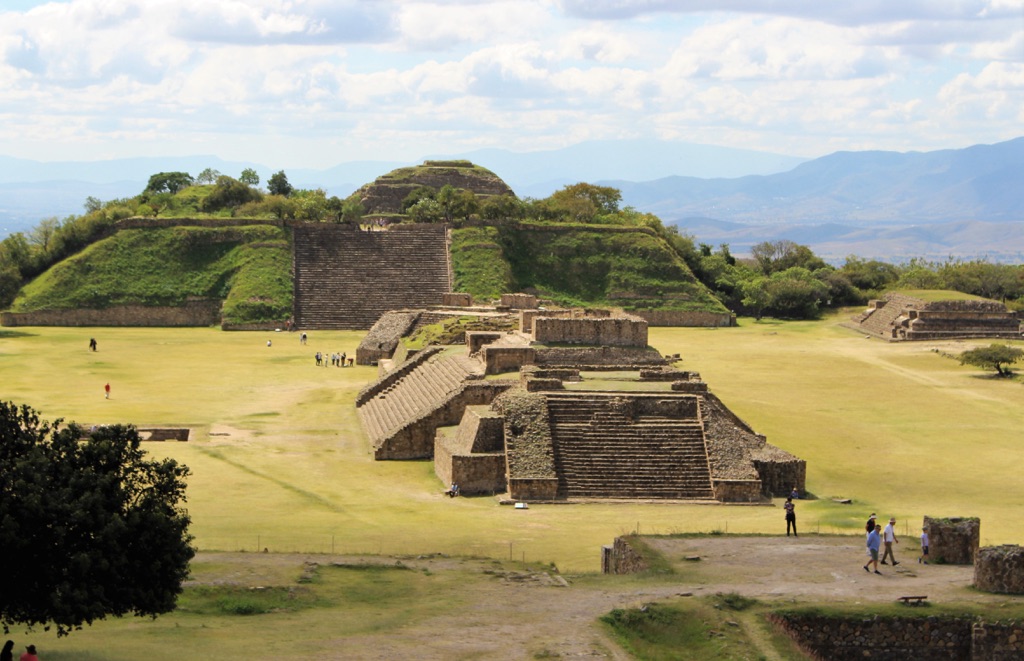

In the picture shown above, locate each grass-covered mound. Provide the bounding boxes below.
[11,224,292,324]
[891,289,994,302]
[451,222,728,312]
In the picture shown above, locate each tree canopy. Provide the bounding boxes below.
[0,402,194,636]
[267,171,294,197]
[144,172,195,195]
[959,344,1024,376]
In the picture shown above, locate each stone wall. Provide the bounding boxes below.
[523,377,563,392]
[533,316,648,347]
[768,613,973,660]
[971,621,1024,660]
[356,311,420,365]
[712,479,763,502]
[632,309,736,327]
[500,293,538,309]
[137,428,191,441]
[640,368,695,381]
[466,331,504,354]
[602,536,650,574]
[975,545,1024,594]
[220,320,285,331]
[356,346,444,406]
[481,346,536,374]
[533,345,665,368]
[752,455,807,498]
[507,477,559,501]
[2,300,222,327]
[925,516,980,565]
[443,292,473,306]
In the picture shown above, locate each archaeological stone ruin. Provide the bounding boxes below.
[355,305,804,502]
[851,291,1021,341]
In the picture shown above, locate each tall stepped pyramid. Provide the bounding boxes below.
[544,392,716,500]
[293,224,451,330]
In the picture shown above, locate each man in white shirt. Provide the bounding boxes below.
[881,517,899,566]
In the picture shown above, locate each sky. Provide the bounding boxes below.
[0,0,1022,169]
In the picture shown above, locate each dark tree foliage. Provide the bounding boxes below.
[267,171,293,197]
[0,402,194,636]
[959,344,1024,376]
[200,175,263,212]
[144,172,195,195]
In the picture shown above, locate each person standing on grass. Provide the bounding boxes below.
[104,383,110,399]
[784,497,797,536]
[865,524,882,574]
[881,517,899,565]
[920,527,930,564]
[2,640,15,661]
[89,337,97,351]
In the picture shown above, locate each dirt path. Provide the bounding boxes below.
[189,535,991,660]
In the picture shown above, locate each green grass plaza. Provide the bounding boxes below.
[3,312,1024,659]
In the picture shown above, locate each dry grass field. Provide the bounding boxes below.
[2,312,1023,659]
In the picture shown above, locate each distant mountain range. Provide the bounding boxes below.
[1,137,1021,263]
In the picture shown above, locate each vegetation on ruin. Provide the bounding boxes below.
[402,314,518,350]
[9,225,292,324]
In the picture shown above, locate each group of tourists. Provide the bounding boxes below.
[782,497,931,575]
[1,641,39,661]
[863,513,929,574]
[315,351,353,367]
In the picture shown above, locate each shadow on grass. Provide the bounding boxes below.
[0,329,37,338]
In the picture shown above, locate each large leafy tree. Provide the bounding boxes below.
[959,344,1024,376]
[0,402,194,636]
[144,172,194,195]
[267,170,293,197]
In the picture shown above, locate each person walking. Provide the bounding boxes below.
[104,383,110,399]
[865,513,876,536]
[88,337,97,351]
[865,524,883,574]
[2,640,15,661]
[784,497,797,537]
[881,517,899,565]
[919,526,930,564]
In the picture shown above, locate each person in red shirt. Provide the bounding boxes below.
[20,644,39,661]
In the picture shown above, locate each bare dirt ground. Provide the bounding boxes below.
[190,534,993,660]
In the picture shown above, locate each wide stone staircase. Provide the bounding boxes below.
[358,352,483,447]
[544,393,716,500]
[856,293,924,337]
[293,224,451,330]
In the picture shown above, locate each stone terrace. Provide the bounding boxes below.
[358,351,483,451]
[855,292,925,338]
[292,224,451,330]
[543,392,716,500]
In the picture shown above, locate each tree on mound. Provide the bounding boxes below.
[959,344,1024,376]
[0,402,194,636]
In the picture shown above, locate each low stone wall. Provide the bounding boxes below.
[640,368,694,381]
[482,346,536,374]
[971,621,1024,659]
[533,345,665,367]
[975,545,1024,594]
[221,320,286,331]
[768,613,973,660]
[443,292,473,306]
[137,428,190,441]
[533,316,648,347]
[712,479,763,502]
[925,516,980,565]
[631,309,736,327]
[602,536,650,574]
[466,331,504,354]
[2,300,222,327]
[523,377,563,392]
[671,380,709,393]
[508,477,558,501]
[501,293,537,309]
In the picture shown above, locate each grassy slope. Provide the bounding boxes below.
[3,316,1024,657]
[11,225,292,324]
[451,223,728,311]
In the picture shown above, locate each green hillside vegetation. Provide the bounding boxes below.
[452,222,727,311]
[11,225,292,324]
